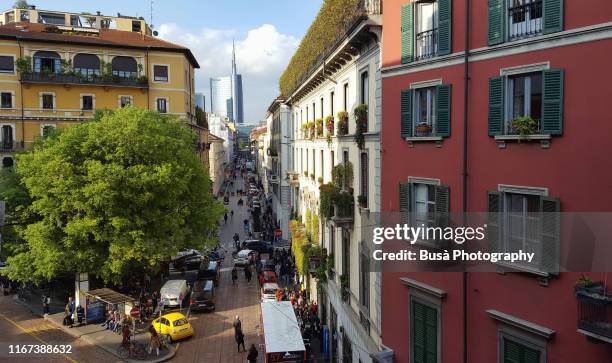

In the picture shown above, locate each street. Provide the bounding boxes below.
[172,175,263,363]
[0,295,116,363]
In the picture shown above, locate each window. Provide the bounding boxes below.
[119,96,132,108]
[1,124,14,150]
[330,226,336,266]
[506,72,542,134]
[312,149,316,177]
[1,92,12,108]
[330,91,335,116]
[508,0,543,40]
[112,56,138,78]
[20,11,29,22]
[41,124,56,137]
[359,248,370,309]
[81,95,94,111]
[33,51,61,73]
[153,65,169,82]
[342,229,350,283]
[414,86,437,136]
[320,150,324,182]
[360,152,368,208]
[5,12,15,24]
[73,53,100,78]
[343,83,349,111]
[132,20,141,32]
[156,98,168,113]
[320,98,324,118]
[360,71,369,105]
[489,187,560,274]
[39,13,65,25]
[1,156,14,168]
[399,179,449,248]
[414,183,436,226]
[498,328,546,363]
[41,93,54,110]
[0,56,14,74]
[331,151,335,174]
[312,102,316,121]
[415,1,439,60]
[410,298,439,363]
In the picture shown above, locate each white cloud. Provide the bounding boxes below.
[158,23,299,123]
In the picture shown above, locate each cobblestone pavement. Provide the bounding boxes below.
[0,295,118,363]
[173,175,263,363]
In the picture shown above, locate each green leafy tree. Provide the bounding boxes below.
[2,108,223,284]
[13,0,30,9]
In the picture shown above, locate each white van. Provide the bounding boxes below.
[160,279,188,309]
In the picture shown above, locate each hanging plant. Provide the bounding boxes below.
[315,118,324,137]
[336,111,349,136]
[353,104,368,149]
[325,115,335,135]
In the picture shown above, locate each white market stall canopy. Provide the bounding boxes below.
[261,301,306,354]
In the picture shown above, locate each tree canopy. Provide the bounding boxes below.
[1,108,222,284]
[13,0,30,9]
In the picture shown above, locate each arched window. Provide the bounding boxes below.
[33,51,61,73]
[73,53,100,78]
[111,56,138,78]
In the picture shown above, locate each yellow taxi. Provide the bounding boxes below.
[151,312,193,342]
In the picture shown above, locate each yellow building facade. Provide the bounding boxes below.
[0,8,209,169]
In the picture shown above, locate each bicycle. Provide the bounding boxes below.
[117,341,147,360]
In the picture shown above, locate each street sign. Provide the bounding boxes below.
[130,307,140,318]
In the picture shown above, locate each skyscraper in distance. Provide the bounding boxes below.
[195,92,205,112]
[210,40,244,123]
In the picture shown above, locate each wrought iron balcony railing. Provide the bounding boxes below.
[508,0,543,40]
[20,72,149,88]
[576,283,612,343]
[416,29,438,60]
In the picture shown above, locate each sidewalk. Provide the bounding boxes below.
[44,311,176,363]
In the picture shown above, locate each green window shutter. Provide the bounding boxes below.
[401,3,414,64]
[487,191,503,254]
[543,0,564,34]
[438,0,452,55]
[540,196,561,275]
[411,300,438,363]
[487,0,505,45]
[399,181,411,225]
[541,69,564,135]
[435,84,451,137]
[503,338,541,363]
[401,89,413,138]
[434,185,450,248]
[488,77,504,136]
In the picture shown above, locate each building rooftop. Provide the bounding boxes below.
[0,22,199,68]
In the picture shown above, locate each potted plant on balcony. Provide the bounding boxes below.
[575,275,604,294]
[15,56,32,74]
[357,195,367,208]
[138,75,149,85]
[511,116,539,141]
[415,122,432,135]
[337,111,349,136]
[353,104,368,149]
[310,173,315,180]
[317,176,324,184]
[315,118,324,137]
[304,171,308,177]
[325,115,335,135]
[307,122,315,140]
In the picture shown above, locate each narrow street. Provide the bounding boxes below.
[0,296,116,363]
[174,175,263,363]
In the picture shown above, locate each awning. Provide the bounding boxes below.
[83,288,135,305]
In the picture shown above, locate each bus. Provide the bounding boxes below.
[260,301,306,362]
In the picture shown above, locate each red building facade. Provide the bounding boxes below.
[380,1,612,362]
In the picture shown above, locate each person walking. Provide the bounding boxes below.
[76,305,85,325]
[148,325,161,356]
[247,344,258,363]
[230,209,234,219]
[233,316,246,352]
[244,265,252,283]
[231,267,238,284]
[42,294,51,315]
[224,212,228,224]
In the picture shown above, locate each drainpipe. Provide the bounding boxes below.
[18,39,24,150]
[145,47,150,110]
[462,1,471,363]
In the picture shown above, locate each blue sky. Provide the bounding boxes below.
[25,0,323,123]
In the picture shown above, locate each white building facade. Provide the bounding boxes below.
[282,6,386,362]
[207,113,235,164]
[208,134,226,196]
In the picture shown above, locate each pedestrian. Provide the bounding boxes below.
[76,305,85,325]
[233,315,242,334]
[224,212,228,224]
[245,265,252,283]
[148,325,160,356]
[42,294,51,315]
[232,267,238,284]
[230,210,234,218]
[235,329,246,352]
[247,344,258,363]
[63,303,73,327]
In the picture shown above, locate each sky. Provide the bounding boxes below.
[24,1,323,124]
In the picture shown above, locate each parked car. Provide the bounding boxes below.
[259,270,277,286]
[197,261,220,286]
[160,280,189,309]
[151,312,193,342]
[172,249,200,261]
[190,280,215,312]
[261,282,280,301]
[233,249,256,267]
[242,240,273,254]
[174,254,205,271]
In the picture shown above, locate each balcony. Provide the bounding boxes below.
[576,283,612,343]
[286,171,300,186]
[20,72,149,88]
[415,28,438,60]
[330,192,354,228]
[508,0,543,40]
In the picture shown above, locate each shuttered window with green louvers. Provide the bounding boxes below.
[401,3,414,64]
[401,84,451,139]
[503,337,541,363]
[489,0,564,46]
[411,299,439,363]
